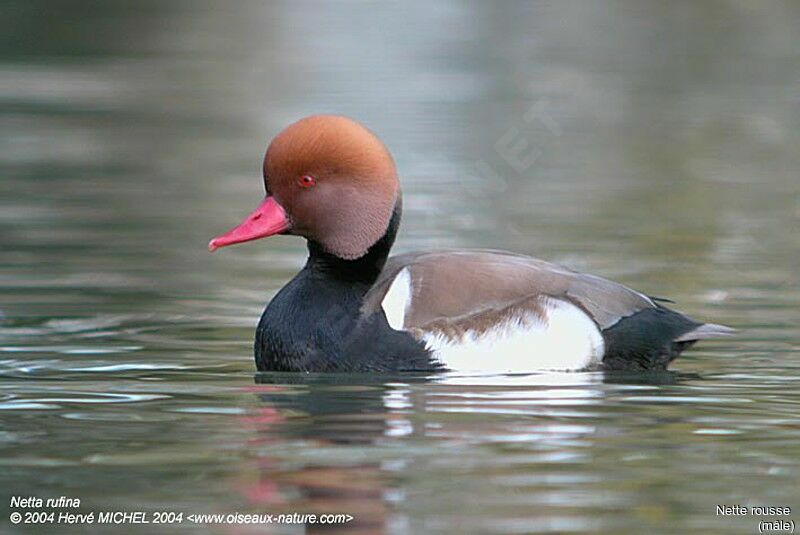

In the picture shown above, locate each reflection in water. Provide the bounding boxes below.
[236,371,786,533]
[246,373,613,532]
[1,1,799,533]
[249,375,409,533]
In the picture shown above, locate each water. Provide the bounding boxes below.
[1,1,799,533]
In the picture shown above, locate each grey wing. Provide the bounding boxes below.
[363,249,656,331]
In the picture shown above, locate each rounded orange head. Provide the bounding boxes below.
[209,115,399,259]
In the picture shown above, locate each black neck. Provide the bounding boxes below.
[305,201,401,286]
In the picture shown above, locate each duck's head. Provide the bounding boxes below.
[209,115,399,259]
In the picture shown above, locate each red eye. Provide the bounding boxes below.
[298,175,316,188]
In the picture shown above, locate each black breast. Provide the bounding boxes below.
[254,204,438,372]
[255,266,437,373]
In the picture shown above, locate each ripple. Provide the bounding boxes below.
[0,402,61,410]
[69,363,189,372]
[0,345,142,355]
[0,392,169,409]
[171,407,245,414]
[694,428,742,435]
[621,396,754,404]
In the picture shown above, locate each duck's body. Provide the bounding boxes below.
[210,115,733,373]
[255,207,434,372]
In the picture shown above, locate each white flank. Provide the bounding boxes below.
[424,298,605,373]
[381,268,412,330]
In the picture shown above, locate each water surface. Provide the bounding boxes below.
[1,2,799,533]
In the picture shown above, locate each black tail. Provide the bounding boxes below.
[601,305,715,371]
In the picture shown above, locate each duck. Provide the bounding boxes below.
[209,115,734,373]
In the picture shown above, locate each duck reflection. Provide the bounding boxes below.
[238,371,645,533]
[238,370,695,533]
[239,373,429,534]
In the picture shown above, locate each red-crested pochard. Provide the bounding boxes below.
[209,115,734,373]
